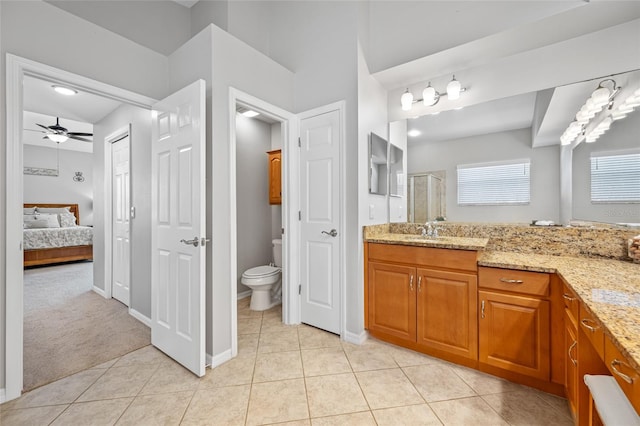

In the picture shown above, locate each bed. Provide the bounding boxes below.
[23,203,93,267]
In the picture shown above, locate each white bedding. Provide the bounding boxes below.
[23,226,93,250]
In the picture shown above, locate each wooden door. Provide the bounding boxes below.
[565,309,578,420]
[416,269,477,359]
[368,262,416,342]
[268,150,281,205]
[479,290,550,380]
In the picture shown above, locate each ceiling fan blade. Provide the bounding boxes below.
[68,135,92,142]
[67,132,93,137]
[36,123,51,130]
[24,129,46,133]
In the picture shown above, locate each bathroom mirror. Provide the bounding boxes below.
[408,171,446,223]
[389,144,404,197]
[396,69,640,225]
[369,132,388,196]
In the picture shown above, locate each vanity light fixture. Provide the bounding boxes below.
[560,79,623,146]
[52,85,78,96]
[401,75,467,111]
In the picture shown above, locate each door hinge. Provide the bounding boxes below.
[299,284,302,295]
[298,211,302,221]
[281,227,285,235]
[298,137,301,148]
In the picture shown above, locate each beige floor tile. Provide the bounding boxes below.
[139,360,201,395]
[430,396,509,426]
[113,346,171,368]
[199,353,256,388]
[92,358,120,370]
[403,364,476,402]
[306,373,369,418]
[51,398,133,426]
[0,405,68,426]
[386,346,442,368]
[2,368,105,410]
[239,317,263,335]
[238,333,260,354]
[355,368,424,409]
[261,319,299,334]
[311,411,376,425]
[373,404,443,425]
[482,390,574,425]
[258,329,300,353]
[275,421,312,426]
[301,347,352,377]
[254,350,304,383]
[116,391,193,426]
[246,378,309,425]
[451,364,525,395]
[77,365,158,402]
[346,348,398,372]
[298,325,341,349]
[531,388,572,416]
[182,385,250,425]
[342,338,393,354]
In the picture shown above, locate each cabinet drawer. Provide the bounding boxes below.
[368,243,478,272]
[579,305,604,359]
[604,336,640,414]
[478,267,549,297]
[562,282,579,324]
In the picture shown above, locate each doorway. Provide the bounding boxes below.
[5,54,157,401]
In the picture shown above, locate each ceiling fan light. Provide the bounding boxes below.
[47,134,69,143]
[590,86,610,107]
[52,85,78,96]
[401,89,414,111]
[423,84,437,106]
[446,76,461,100]
[611,110,628,121]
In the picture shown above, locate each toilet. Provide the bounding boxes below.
[242,239,283,311]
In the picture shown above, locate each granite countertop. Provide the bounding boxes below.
[479,251,640,371]
[364,233,489,251]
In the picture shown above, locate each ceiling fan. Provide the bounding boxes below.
[32,117,93,143]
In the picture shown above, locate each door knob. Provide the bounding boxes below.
[180,237,199,247]
[321,229,338,237]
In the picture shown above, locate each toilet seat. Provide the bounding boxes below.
[242,265,280,279]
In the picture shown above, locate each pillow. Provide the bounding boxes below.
[23,207,36,215]
[36,213,61,228]
[59,212,77,227]
[36,207,71,214]
[24,220,49,229]
[23,214,39,222]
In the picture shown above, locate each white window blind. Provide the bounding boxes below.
[590,151,640,203]
[457,160,530,205]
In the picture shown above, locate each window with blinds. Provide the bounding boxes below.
[457,160,530,205]
[590,151,640,203]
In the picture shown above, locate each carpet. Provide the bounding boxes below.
[23,262,151,391]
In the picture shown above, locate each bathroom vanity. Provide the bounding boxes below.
[363,223,640,424]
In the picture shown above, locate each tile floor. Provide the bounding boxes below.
[1,298,574,425]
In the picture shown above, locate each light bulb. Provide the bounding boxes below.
[47,134,69,143]
[401,89,414,111]
[423,84,437,106]
[446,76,461,100]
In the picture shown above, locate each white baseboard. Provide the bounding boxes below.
[237,290,252,300]
[0,388,6,404]
[209,349,233,368]
[129,308,152,327]
[92,286,107,298]
[342,329,367,345]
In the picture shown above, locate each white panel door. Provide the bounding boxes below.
[151,80,206,377]
[299,109,341,334]
[112,135,130,306]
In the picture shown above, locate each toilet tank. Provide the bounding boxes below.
[272,239,283,267]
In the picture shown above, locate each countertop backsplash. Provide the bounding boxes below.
[365,222,639,261]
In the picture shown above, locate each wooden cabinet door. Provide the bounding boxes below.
[368,262,416,342]
[416,268,477,359]
[268,150,281,205]
[479,290,550,380]
[564,309,578,420]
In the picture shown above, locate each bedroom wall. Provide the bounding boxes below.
[236,115,273,296]
[23,145,94,225]
[93,103,153,320]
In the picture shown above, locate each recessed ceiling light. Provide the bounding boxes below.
[52,85,78,96]
[241,110,260,118]
[407,129,421,137]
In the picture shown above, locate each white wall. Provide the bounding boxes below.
[1,0,168,395]
[191,0,228,36]
[572,110,640,224]
[93,104,153,318]
[407,128,560,223]
[236,115,273,295]
[23,145,94,225]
